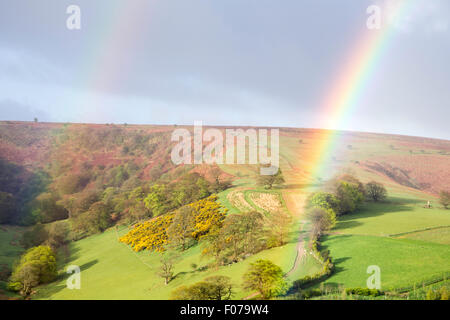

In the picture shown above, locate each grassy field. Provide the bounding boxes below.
[33,223,320,300]
[32,185,320,300]
[334,198,450,236]
[0,225,25,268]
[320,234,450,290]
[0,226,26,299]
[318,186,450,292]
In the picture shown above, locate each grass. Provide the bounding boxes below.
[33,183,322,300]
[317,186,450,293]
[33,224,320,300]
[0,225,26,268]
[0,225,26,299]
[319,234,450,290]
[334,198,450,236]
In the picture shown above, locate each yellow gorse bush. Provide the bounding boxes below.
[119,195,226,252]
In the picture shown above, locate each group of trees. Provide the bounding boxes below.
[0,160,50,225]
[21,221,69,250]
[65,171,229,240]
[201,208,291,267]
[201,211,266,266]
[306,175,388,249]
[311,174,387,218]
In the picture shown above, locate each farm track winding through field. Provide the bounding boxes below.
[283,191,309,277]
[243,189,309,299]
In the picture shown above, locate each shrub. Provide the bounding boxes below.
[345,287,381,297]
[120,195,226,252]
[426,286,450,300]
[120,214,174,252]
[8,246,57,296]
[298,288,323,299]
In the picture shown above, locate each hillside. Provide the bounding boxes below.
[0,121,449,300]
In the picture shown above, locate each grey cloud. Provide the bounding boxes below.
[0,100,52,122]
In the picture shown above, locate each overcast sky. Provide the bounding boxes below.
[0,0,449,139]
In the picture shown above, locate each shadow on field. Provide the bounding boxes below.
[320,235,351,276]
[33,259,99,299]
[332,257,351,275]
[79,259,99,271]
[388,197,425,205]
[334,198,416,231]
[335,220,363,229]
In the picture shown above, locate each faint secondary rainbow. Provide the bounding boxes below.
[304,0,414,183]
[78,0,153,122]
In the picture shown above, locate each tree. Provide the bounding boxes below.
[201,211,264,266]
[335,181,364,215]
[308,192,340,212]
[8,246,57,296]
[46,221,69,249]
[365,181,387,202]
[72,201,111,236]
[242,260,286,299]
[144,184,172,216]
[171,276,234,300]
[267,211,292,247]
[439,191,450,209]
[306,207,336,239]
[167,206,195,250]
[205,275,234,300]
[256,167,285,189]
[21,224,48,249]
[158,251,179,285]
[221,211,265,262]
[58,172,91,195]
[340,174,366,196]
[33,192,68,223]
[201,225,227,267]
[210,167,232,193]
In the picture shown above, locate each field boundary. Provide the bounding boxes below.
[389,225,450,238]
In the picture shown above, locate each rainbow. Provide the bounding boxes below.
[79,1,152,122]
[281,0,415,278]
[304,0,414,183]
